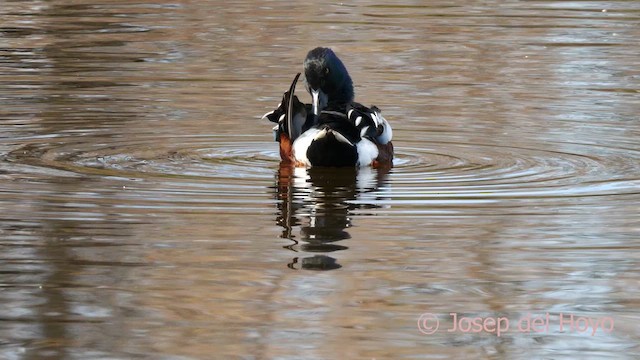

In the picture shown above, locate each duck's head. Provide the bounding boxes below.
[304,47,354,116]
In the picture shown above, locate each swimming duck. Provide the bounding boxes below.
[262,47,393,168]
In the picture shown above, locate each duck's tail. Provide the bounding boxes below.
[306,128,358,167]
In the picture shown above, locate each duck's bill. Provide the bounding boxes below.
[311,88,328,116]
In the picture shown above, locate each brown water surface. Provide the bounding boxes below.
[1,1,639,359]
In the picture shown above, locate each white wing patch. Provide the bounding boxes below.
[313,128,328,140]
[355,116,362,127]
[371,112,381,127]
[332,131,354,146]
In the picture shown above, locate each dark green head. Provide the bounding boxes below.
[304,47,354,115]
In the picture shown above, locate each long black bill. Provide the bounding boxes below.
[285,72,301,141]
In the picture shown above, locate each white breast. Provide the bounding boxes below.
[292,128,322,167]
[356,138,379,167]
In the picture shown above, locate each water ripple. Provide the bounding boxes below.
[5,135,639,203]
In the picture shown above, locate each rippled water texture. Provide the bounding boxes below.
[1,1,639,359]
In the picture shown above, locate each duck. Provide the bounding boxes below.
[262,47,393,168]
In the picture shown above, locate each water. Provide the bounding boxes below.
[1,1,639,359]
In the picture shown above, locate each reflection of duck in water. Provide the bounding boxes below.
[275,164,390,270]
[262,47,394,168]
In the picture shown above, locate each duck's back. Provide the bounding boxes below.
[306,115,359,167]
